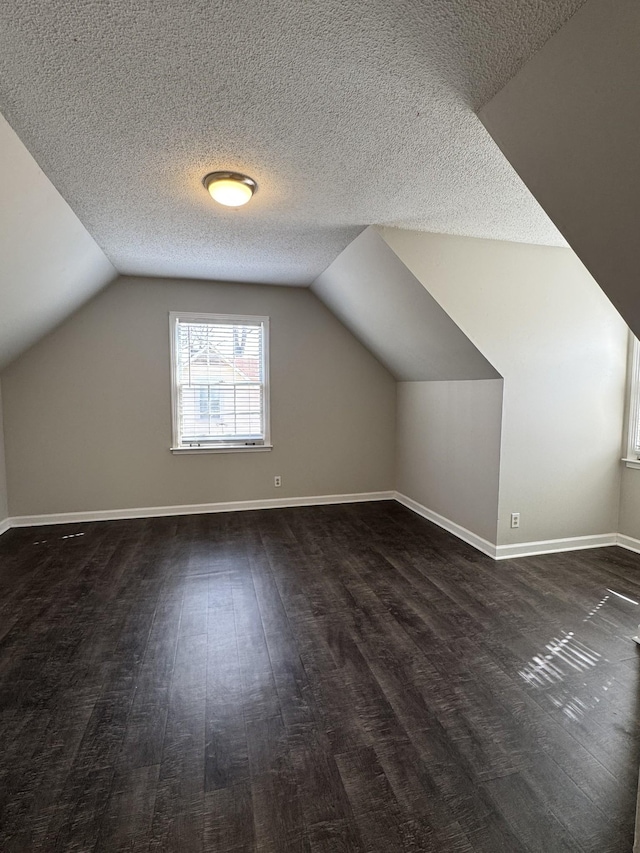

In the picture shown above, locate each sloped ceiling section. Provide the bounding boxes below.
[0,0,580,286]
[311,228,499,381]
[0,113,116,369]
[479,0,640,337]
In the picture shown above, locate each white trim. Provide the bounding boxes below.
[627,334,640,459]
[170,444,273,454]
[394,492,498,558]
[169,311,271,451]
[494,533,617,560]
[622,458,640,470]
[7,492,395,528]
[4,493,640,564]
[617,534,640,555]
[394,492,622,561]
[169,312,271,325]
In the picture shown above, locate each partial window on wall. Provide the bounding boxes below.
[625,335,640,467]
[170,312,271,453]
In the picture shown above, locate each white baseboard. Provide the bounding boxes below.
[7,491,395,528]
[3,492,640,566]
[616,534,640,555]
[394,493,622,561]
[494,533,617,560]
[394,492,498,558]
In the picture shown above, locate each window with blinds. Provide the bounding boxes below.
[628,335,640,459]
[170,313,270,451]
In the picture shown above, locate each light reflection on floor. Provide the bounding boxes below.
[32,532,86,545]
[518,588,638,722]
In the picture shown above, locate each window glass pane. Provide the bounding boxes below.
[174,316,266,446]
[628,336,640,458]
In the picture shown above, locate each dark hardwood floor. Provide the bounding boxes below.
[1,501,639,852]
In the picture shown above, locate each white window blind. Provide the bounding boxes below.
[629,335,640,458]
[170,313,269,450]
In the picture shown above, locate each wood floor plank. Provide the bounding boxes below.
[246,714,310,852]
[335,747,431,853]
[0,503,638,851]
[94,764,160,852]
[482,771,585,852]
[204,782,255,852]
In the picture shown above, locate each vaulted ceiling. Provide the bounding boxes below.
[0,115,115,368]
[0,0,583,291]
[481,0,640,339]
[313,227,499,381]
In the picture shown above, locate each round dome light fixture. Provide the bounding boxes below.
[203,171,257,207]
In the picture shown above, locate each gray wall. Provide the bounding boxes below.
[381,228,628,546]
[0,383,8,524]
[1,277,396,517]
[618,473,640,540]
[396,380,503,543]
[480,0,640,341]
[313,228,499,380]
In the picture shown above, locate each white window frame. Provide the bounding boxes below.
[623,334,640,469]
[169,311,271,454]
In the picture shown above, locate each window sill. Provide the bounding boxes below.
[622,458,640,469]
[171,444,273,455]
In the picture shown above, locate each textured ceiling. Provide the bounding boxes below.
[0,0,584,285]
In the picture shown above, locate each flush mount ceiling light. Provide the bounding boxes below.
[203,171,257,207]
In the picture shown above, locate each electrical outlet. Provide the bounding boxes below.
[274,475,282,488]
[510,512,520,529]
